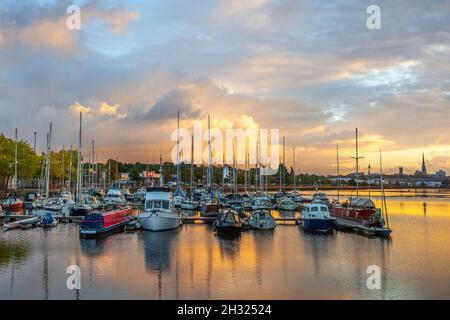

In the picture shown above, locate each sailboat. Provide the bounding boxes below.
[181,136,198,210]
[173,110,185,208]
[138,154,181,231]
[330,129,388,233]
[33,123,62,221]
[248,208,276,230]
[2,129,24,212]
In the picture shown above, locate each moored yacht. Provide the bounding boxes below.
[300,201,336,232]
[248,209,276,230]
[104,187,126,205]
[312,192,329,204]
[1,195,24,211]
[138,187,181,231]
[277,198,296,211]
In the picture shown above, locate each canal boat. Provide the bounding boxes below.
[248,209,276,230]
[330,197,380,224]
[138,187,181,231]
[213,209,241,235]
[300,202,336,233]
[80,206,133,237]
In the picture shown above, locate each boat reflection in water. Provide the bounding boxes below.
[138,229,180,273]
[79,237,107,257]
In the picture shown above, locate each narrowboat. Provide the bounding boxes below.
[80,206,133,237]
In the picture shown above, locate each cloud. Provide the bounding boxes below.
[99,101,120,115]
[70,101,93,114]
[0,0,449,174]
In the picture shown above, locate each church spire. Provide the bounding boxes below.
[421,152,427,175]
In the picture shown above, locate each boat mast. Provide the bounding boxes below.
[258,130,263,193]
[159,153,164,187]
[92,140,95,190]
[379,149,389,228]
[255,132,259,193]
[68,145,72,194]
[61,145,65,191]
[350,128,364,198]
[175,110,180,196]
[190,134,194,198]
[208,114,213,199]
[232,137,237,198]
[293,147,296,191]
[45,123,52,201]
[336,144,340,202]
[76,112,82,204]
[14,128,18,193]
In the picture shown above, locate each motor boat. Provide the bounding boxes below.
[312,192,329,204]
[132,187,147,203]
[104,187,126,205]
[138,187,181,231]
[180,198,198,210]
[201,202,220,220]
[213,209,241,235]
[248,209,276,230]
[300,202,336,233]
[1,195,24,211]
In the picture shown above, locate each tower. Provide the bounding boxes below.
[421,152,427,176]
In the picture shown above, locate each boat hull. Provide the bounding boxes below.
[79,207,133,237]
[300,218,336,232]
[138,212,181,231]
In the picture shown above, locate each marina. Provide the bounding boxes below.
[0,0,449,304]
[1,192,450,299]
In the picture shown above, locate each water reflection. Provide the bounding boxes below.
[138,229,180,273]
[1,197,450,299]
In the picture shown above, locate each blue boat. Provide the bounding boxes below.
[300,202,336,233]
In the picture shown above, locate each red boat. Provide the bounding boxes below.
[80,206,134,237]
[330,198,383,226]
[1,196,24,211]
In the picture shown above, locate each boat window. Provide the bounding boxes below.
[145,201,153,209]
[162,201,169,209]
[320,207,328,212]
[154,201,161,209]
[311,207,318,212]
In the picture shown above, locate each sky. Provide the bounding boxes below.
[0,0,449,175]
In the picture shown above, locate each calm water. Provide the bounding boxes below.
[1,193,450,300]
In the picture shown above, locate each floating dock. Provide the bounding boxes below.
[335,218,391,237]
